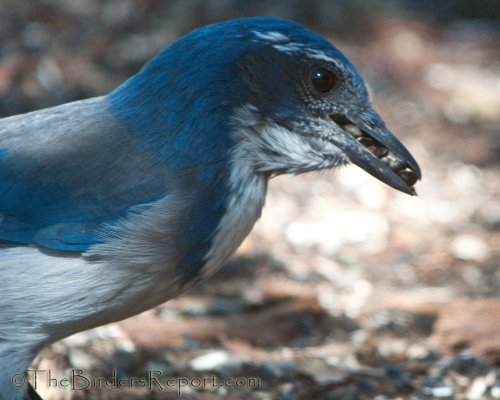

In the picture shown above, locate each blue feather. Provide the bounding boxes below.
[0,98,182,250]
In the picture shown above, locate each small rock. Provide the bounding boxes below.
[67,348,99,370]
[465,372,495,400]
[188,350,230,371]
[295,358,350,386]
[421,378,454,398]
[407,344,431,361]
[491,382,500,398]
[449,234,490,262]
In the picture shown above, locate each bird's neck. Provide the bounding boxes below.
[199,151,268,282]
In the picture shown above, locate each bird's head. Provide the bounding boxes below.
[111,17,420,194]
[227,17,420,194]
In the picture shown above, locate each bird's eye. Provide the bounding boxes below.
[310,67,336,93]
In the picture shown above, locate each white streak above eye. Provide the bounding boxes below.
[253,30,290,43]
[272,44,342,69]
[273,43,304,53]
[305,49,341,65]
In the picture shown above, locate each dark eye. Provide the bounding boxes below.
[310,67,336,93]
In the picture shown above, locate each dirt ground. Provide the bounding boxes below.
[2,1,500,399]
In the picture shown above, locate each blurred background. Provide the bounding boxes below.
[2,1,500,399]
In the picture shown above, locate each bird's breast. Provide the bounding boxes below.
[83,165,267,312]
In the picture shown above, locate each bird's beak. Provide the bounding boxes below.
[329,113,421,195]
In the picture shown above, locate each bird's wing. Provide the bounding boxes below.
[0,97,175,251]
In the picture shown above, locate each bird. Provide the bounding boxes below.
[0,17,420,400]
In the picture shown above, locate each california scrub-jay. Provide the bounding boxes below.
[0,17,420,400]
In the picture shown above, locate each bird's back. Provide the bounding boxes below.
[0,97,178,250]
